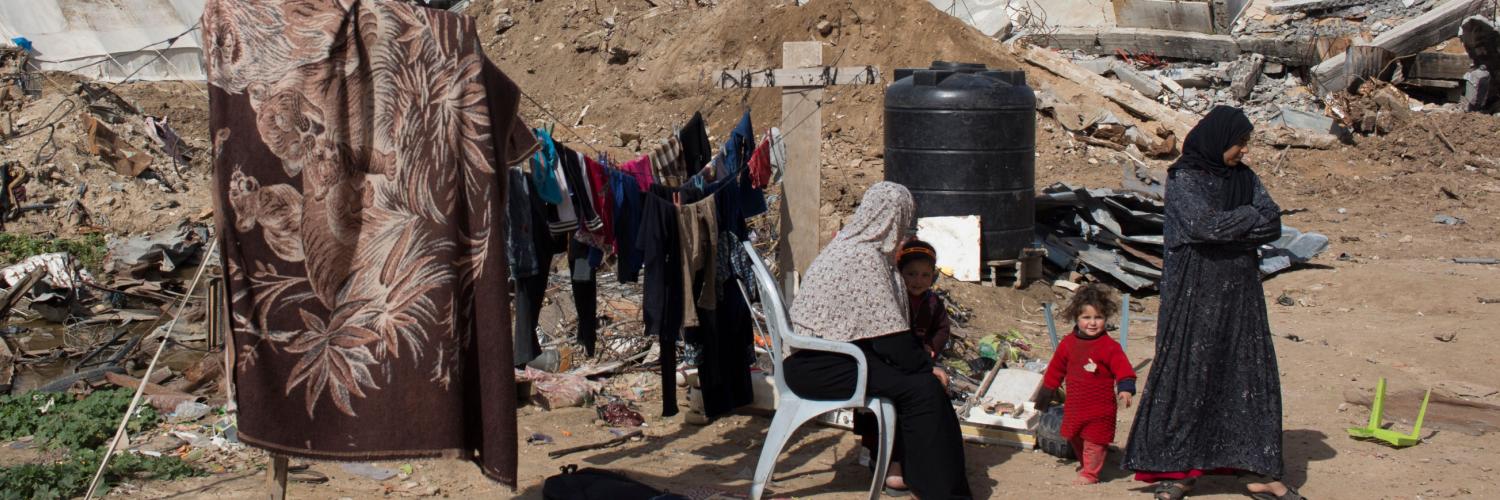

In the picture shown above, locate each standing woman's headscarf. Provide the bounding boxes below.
[1172,106,1256,209]
[790,182,914,342]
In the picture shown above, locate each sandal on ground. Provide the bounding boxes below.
[1153,478,1195,500]
[1249,486,1307,500]
[883,476,911,497]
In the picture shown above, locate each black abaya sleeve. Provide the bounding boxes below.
[1167,169,1265,246]
[1242,175,1283,246]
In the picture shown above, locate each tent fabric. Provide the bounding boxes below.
[0,0,205,82]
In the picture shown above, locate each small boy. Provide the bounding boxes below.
[1038,284,1137,485]
[897,239,953,363]
[855,239,955,493]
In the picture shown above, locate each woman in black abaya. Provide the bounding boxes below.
[1121,106,1305,500]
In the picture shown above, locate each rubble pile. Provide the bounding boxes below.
[1020,0,1499,156]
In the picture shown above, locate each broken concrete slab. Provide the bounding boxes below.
[1267,0,1368,15]
[1406,51,1472,80]
[1113,0,1215,34]
[1460,15,1500,110]
[1229,53,1266,101]
[1463,68,1494,110]
[1260,126,1340,149]
[1029,28,1323,66]
[1312,0,1490,95]
[1268,106,1345,136]
[1075,58,1118,76]
[1029,27,1240,62]
[1161,67,1218,88]
[1113,65,1164,98]
[1015,45,1195,139]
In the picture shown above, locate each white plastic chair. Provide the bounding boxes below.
[742,242,896,500]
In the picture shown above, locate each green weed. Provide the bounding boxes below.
[0,390,203,498]
[0,233,108,274]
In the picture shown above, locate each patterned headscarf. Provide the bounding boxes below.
[790,182,914,342]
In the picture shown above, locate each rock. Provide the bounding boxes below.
[607,47,638,65]
[494,14,516,34]
[1433,214,1465,225]
[1399,235,1414,243]
[573,32,602,53]
[816,20,835,36]
[1338,403,1349,412]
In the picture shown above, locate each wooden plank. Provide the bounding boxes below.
[1312,0,1488,94]
[718,65,880,89]
[1014,45,1195,139]
[1113,0,1216,34]
[779,42,823,279]
[1406,52,1471,80]
[1267,0,1366,14]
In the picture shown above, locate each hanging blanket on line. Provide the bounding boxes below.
[204,0,536,487]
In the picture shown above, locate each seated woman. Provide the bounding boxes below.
[783,182,973,499]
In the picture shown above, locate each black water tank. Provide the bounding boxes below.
[885,61,1036,262]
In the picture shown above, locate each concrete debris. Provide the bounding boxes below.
[1460,16,1500,111]
[1260,126,1340,149]
[1,252,96,290]
[82,113,152,177]
[1311,0,1490,95]
[1330,82,1415,135]
[1228,53,1266,101]
[1434,214,1466,225]
[104,220,210,277]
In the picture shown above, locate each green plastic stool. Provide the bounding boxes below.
[1347,377,1431,447]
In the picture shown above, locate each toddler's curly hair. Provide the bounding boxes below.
[1059,283,1119,321]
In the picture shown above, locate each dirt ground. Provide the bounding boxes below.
[2,0,1500,498]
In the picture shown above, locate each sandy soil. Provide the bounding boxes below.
[2,0,1499,499]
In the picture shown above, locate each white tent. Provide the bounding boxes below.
[0,0,205,82]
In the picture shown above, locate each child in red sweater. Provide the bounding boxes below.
[1039,284,1137,485]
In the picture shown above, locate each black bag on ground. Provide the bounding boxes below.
[542,466,688,500]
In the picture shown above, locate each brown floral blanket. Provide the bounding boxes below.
[203,0,535,486]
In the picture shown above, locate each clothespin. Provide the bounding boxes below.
[673,192,682,207]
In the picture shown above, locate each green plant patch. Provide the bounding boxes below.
[0,448,200,500]
[0,233,108,274]
[0,390,203,498]
[0,389,157,450]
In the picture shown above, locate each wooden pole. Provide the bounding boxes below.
[266,455,288,500]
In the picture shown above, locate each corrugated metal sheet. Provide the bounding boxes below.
[0,0,204,82]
